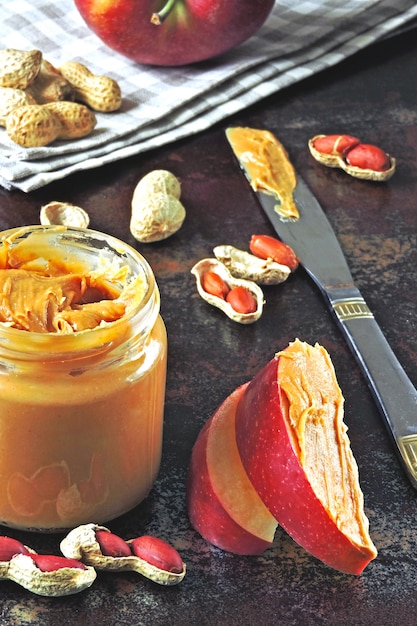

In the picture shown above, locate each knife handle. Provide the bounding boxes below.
[326,286,417,489]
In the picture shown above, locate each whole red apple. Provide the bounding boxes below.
[73,0,276,66]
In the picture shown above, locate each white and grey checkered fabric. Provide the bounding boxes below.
[1,0,417,191]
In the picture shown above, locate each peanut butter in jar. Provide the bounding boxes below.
[0,226,167,531]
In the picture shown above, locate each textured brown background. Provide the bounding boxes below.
[0,29,417,626]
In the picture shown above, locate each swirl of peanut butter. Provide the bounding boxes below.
[0,228,143,334]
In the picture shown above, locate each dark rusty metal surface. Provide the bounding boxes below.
[0,29,417,626]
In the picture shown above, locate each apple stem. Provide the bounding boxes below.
[151,0,177,26]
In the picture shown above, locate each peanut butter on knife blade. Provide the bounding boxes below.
[226,127,299,220]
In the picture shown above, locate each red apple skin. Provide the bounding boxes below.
[73,0,275,66]
[235,356,375,575]
[187,384,276,555]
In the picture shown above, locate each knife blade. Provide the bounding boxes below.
[226,129,417,489]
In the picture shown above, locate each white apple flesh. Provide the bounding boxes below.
[187,383,277,555]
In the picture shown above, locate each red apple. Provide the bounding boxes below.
[235,341,377,575]
[73,0,276,66]
[187,383,277,555]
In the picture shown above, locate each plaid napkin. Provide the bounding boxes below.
[1,0,417,192]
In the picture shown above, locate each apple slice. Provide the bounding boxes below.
[235,339,377,575]
[187,383,277,555]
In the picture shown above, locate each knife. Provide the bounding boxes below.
[226,128,417,489]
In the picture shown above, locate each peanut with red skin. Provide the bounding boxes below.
[130,536,183,574]
[345,143,391,172]
[0,536,29,561]
[60,524,186,585]
[29,554,87,572]
[309,133,395,180]
[250,234,299,271]
[7,552,96,596]
[95,530,132,558]
[202,271,230,299]
[312,134,360,156]
[226,286,257,315]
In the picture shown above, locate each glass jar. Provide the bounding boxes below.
[0,225,167,531]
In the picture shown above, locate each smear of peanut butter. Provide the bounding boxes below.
[277,339,377,556]
[226,127,299,220]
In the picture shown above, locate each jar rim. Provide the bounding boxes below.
[0,225,159,357]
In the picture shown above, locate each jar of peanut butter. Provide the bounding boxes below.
[0,225,167,531]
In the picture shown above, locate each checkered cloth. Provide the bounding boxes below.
[1,0,417,191]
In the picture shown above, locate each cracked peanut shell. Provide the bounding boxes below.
[60,524,186,586]
[308,135,396,181]
[191,258,264,324]
[7,553,96,597]
[213,244,291,285]
[40,201,90,228]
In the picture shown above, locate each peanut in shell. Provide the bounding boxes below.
[0,49,42,89]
